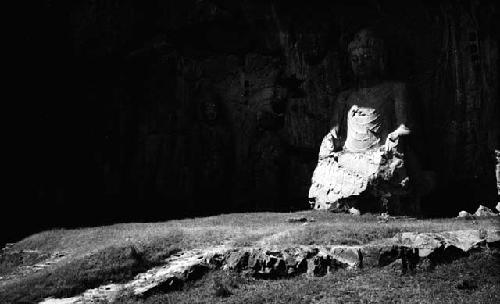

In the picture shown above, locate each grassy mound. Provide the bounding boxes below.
[0,240,181,303]
[1,211,498,303]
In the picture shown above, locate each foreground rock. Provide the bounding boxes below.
[474,205,498,217]
[457,211,474,219]
[41,229,499,303]
[286,217,309,223]
[40,246,232,304]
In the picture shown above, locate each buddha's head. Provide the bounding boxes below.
[348,29,385,81]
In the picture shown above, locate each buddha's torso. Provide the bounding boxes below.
[343,83,394,152]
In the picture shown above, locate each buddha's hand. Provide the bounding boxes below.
[388,131,399,141]
[384,132,399,153]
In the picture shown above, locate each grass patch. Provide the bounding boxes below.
[1,211,498,302]
[6,211,498,255]
[0,250,50,277]
[0,238,181,303]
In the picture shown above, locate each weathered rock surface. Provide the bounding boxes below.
[309,146,408,212]
[496,202,500,213]
[20,1,498,235]
[397,230,484,261]
[486,229,500,248]
[40,229,499,303]
[457,210,474,219]
[474,205,498,217]
[286,217,309,223]
[40,246,231,304]
[349,207,361,216]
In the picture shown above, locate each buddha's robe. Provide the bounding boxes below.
[309,82,409,210]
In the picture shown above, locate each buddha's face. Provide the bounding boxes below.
[350,47,382,80]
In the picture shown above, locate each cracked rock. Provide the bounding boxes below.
[474,205,497,217]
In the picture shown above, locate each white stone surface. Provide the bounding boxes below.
[474,205,497,217]
[457,211,473,218]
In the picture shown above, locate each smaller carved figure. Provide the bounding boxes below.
[251,110,287,211]
[191,95,234,213]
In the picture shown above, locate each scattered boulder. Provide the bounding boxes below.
[264,255,286,276]
[398,232,443,258]
[330,247,362,269]
[486,229,500,248]
[286,217,316,223]
[247,249,265,271]
[398,230,486,259]
[474,205,497,217]
[249,249,309,278]
[348,207,361,216]
[457,211,474,219]
[442,230,487,252]
[282,248,309,274]
[377,213,391,223]
[286,217,308,223]
[224,250,249,271]
[307,254,330,277]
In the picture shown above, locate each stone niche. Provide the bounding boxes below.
[308,29,424,215]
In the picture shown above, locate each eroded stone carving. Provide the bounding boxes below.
[309,29,412,213]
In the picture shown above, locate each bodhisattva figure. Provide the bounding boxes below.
[309,29,412,214]
[192,96,234,213]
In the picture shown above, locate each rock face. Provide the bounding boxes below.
[40,246,232,304]
[474,205,498,217]
[16,0,499,234]
[81,1,499,217]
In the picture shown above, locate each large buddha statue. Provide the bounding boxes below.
[309,29,412,213]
